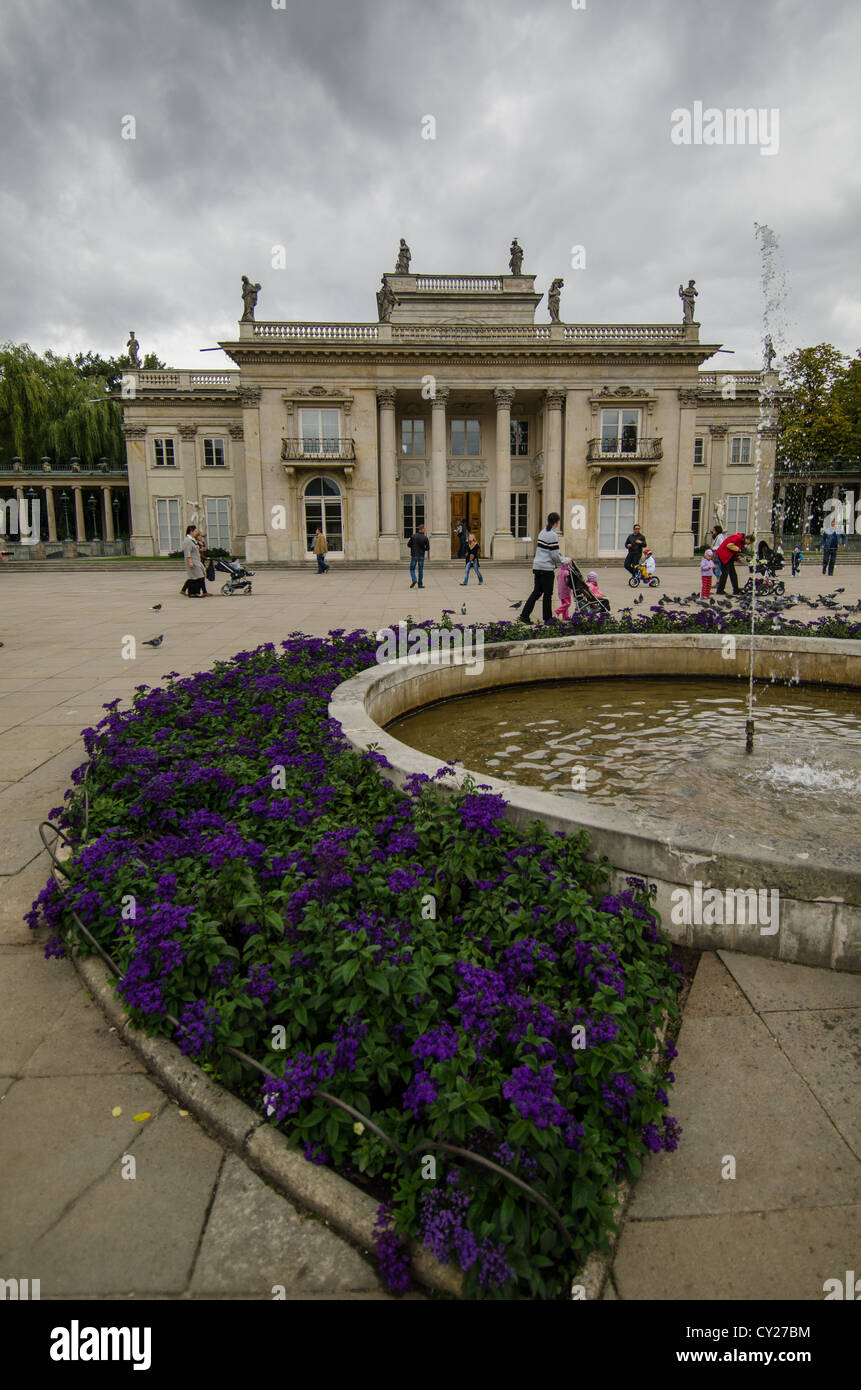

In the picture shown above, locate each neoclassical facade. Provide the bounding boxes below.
[120,257,777,562]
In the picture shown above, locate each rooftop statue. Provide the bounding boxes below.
[241,275,261,322]
[395,239,411,273]
[126,331,140,367]
[547,278,564,322]
[763,334,776,370]
[679,278,698,325]
[509,238,523,275]
[377,277,397,322]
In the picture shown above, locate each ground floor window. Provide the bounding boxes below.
[691,496,704,545]
[155,497,181,554]
[510,492,528,537]
[204,496,230,551]
[598,475,637,553]
[304,476,343,551]
[726,494,750,532]
[402,492,425,538]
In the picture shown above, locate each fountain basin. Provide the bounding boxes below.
[329,634,861,971]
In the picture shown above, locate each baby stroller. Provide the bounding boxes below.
[567,558,611,614]
[742,542,784,597]
[215,556,254,595]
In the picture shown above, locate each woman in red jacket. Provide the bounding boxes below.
[715,532,754,595]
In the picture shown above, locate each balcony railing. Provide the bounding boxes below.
[698,372,762,389]
[281,437,356,461]
[587,437,663,462]
[0,459,128,475]
[132,370,239,389]
[414,276,504,292]
[248,322,690,345]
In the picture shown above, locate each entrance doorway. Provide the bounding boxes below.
[598,475,637,556]
[451,491,482,556]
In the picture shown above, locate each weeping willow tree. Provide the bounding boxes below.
[0,342,163,468]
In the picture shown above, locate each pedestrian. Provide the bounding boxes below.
[408,523,429,588]
[791,543,803,576]
[623,523,647,579]
[710,526,725,584]
[715,531,754,595]
[820,521,843,576]
[700,547,715,597]
[194,528,211,596]
[454,520,468,560]
[461,532,483,585]
[313,527,330,575]
[518,512,562,624]
[554,557,574,618]
[181,524,205,597]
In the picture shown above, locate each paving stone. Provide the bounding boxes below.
[0,821,50,875]
[0,949,83,1070]
[627,1014,861,1220]
[614,1206,861,1301]
[23,981,146,1078]
[683,951,753,1018]
[0,1074,168,1259]
[719,950,861,1011]
[0,860,55,943]
[3,1105,223,1295]
[190,1153,381,1295]
[761,1009,861,1159]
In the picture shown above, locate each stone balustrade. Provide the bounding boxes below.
[564,325,687,341]
[414,276,504,291]
[699,372,762,388]
[134,370,240,388]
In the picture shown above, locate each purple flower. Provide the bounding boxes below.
[374,1205,412,1294]
[302,1141,329,1166]
[403,1069,438,1117]
[412,1022,459,1062]
[246,962,278,1004]
[175,1000,221,1057]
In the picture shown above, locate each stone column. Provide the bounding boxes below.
[46,487,57,542]
[492,387,516,560]
[178,424,198,529]
[756,424,779,544]
[239,386,269,562]
[671,388,698,558]
[73,485,85,542]
[15,487,26,543]
[102,486,114,542]
[429,387,450,549]
[543,389,565,524]
[708,424,728,539]
[377,387,400,562]
[123,423,153,555]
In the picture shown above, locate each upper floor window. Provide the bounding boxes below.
[402,492,425,538]
[510,421,529,456]
[153,438,176,467]
[203,438,226,467]
[451,418,480,456]
[727,494,750,531]
[694,437,705,466]
[601,409,639,454]
[401,419,425,456]
[730,436,752,464]
[300,407,341,455]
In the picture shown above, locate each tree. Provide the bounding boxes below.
[0,343,163,468]
[776,343,857,471]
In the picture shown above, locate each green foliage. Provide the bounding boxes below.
[777,343,861,471]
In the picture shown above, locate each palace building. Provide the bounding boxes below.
[119,250,777,562]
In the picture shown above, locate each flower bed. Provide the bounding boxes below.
[30,626,689,1300]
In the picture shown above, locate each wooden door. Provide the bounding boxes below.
[467,491,482,554]
[451,492,467,557]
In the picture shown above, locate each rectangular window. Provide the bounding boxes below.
[726,495,750,532]
[203,438,226,468]
[510,421,529,456]
[204,497,230,551]
[450,418,480,456]
[402,493,425,538]
[153,438,176,467]
[730,436,752,464]
[691,496,703,544]
[510,492,528,538]
[401,419,425,456]
[300,407,341,454]
[601,409,639,454]
[154,498,181,553]
[694,437,705,466]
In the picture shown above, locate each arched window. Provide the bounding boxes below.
[303,476,343,552]
[598,475,637,555]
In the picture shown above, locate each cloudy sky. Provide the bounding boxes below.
[2,0,858,371]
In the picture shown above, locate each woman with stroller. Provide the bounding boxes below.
[461,532,483,585]
[518,513,562,624]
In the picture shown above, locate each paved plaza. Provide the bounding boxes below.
[1,561,859,1299]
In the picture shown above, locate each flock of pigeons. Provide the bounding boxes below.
[630,587,861,615]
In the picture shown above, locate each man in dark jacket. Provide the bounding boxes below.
[623,524,646,578]
[408,525,429,588]
[820,521,843,576]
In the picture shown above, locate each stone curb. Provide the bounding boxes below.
[71,952,462,1298]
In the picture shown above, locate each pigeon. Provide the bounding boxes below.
[152,603,162,611]
[461,603,467,615]
[143,635,164,647]
[634,594,644,604]
[510,600,522,608]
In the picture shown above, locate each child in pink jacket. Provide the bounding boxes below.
[554,559,574,618]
